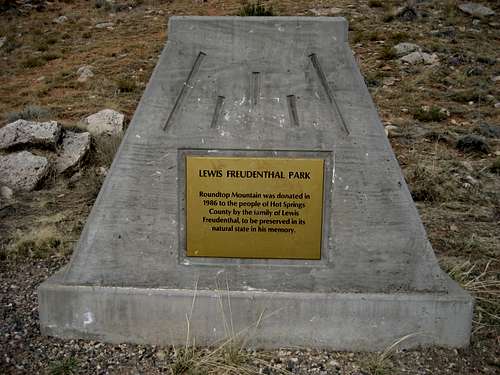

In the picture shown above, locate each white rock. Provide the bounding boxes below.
[400,51,439,65]
[77,65,94,82]
[0,36,6,49]
[0,120,61,150]
[458,3,495,17]
[53,15,68,24]
[393,42,421,57]
[96,166,109,176]
[55,131,91,173]
[309,7,343,16]
[384,125,400,137]
[0,151,49,191]
[95,22,114,29]
[83,109,124,136]
[1,186,13,199]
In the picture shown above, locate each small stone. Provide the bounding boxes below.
[0,120,61,150]
[0,36,6,49]
[400,51,439,65]
[382,77,396,86]
[53,15,68,24]
[495,102,500,108]
[492,76,500,82]
[458,3,495,17]
[394,5,418,21]
[1,185,13,199]
[450,224,458,232]
[309,7,343,16]
[393,42,421,57]
[77,65,94,82]
[95,22,114,29]
[384,125,400,137]
[0,151,49,191]
[55,131,91,173]
[96,166,109,176]
[83,109,124,136]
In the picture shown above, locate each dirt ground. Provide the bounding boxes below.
[0,0,499,374]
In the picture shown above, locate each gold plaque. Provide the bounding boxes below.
[185,156,325,259]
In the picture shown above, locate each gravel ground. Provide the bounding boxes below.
[1,257,499,374]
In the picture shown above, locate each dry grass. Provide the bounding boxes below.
[8,225,62,259]
[445,260,500,331]
[90,134,123,167]
[405,165,456,203]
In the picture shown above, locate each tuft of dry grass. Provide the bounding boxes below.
[412,106,448,122]
[445,260,500,331]
[405,165,455,203]
[91,134,123,167]
[8,225,62,259]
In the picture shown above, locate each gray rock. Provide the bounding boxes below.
[0,36,6,49]
[393,42,421,57]
[400,51,439,65]
[77,65,94,82]
[95,22,114,29]
[0,151,49,191]
[0,186,13,199]
[479,123,500,138]
[0,120,61,150]
[53,15,68,24]
[55,131,91,173]
[394,5,418,21]
[83,109,124,136]
[309,7,343,16]
[458,3,495,17]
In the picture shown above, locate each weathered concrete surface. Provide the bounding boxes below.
[39,17,473,349]
[55,131,91,173]
[0,119,61,150]
[40,271,473,350]
[0,151,49,191]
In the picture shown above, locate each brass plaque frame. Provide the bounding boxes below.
[177,149,333,264]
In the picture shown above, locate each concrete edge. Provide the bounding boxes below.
[39,273,473,351]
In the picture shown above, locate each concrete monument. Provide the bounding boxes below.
[39,17,473,350]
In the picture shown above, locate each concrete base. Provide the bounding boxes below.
[39,271,473,351]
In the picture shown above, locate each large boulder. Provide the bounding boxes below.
[0,151,50,191]
[83,109,124,136]
[55,131,91,173]
[0,120,61,150]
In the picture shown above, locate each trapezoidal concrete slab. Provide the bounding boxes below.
[39,16,473,351]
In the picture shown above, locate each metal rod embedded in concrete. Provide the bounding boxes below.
[162,51,206,131]
[210,95,225,129]
[287,95,300,127]
[250,72,261,108]
[309,53,350,135]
